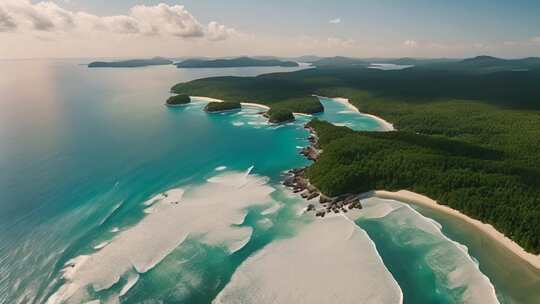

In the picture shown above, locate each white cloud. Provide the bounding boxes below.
[329,18,341,24]
[129,3,203,37]
[207,21,239,41]
[403,40,418,48]
[532,37,540,45]
[0,0,235,40]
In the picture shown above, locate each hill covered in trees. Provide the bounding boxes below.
[204,101,241,112]
[88,57,172,68]
[169,57,540,252]
[176,57,299,68]
[166,94,190,106]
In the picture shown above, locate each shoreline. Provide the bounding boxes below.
[373,189,540,270]
[313,95,395,131]
[190,96,271,111]
[241,102,270,111]
[296,122,540,272]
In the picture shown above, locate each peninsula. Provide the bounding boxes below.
[176,57,299,68]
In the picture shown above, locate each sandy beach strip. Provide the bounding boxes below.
[313,95,395,131]
[190,96,224,103]
[240,102,270,111]
[331,97,395,131]
[373,189,540,270]
[189,96,270,111]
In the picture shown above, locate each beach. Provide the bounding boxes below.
[313,95,395,131]
[373,190,540,270]
[312,95,540,271]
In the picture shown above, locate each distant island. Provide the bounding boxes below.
[166,94,191,106]
[204,101,241,112]
[176,57,299,68]
[170,55,540,255]
[88,57,173,68]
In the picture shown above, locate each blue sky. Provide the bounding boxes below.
[1,0,539,58]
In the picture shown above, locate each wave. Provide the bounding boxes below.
[214,216,403,304]
[356,197,499,304]
[46,169,276,304]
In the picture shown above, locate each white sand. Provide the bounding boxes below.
[241,102,270,110]
[330,97,395,131]
[214,215,403,304]
[190,96,224,103]
[313,95,395,131]
[47,169,276,304]
[189,96,270,111]
[373,190,540,270]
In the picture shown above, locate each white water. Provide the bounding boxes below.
[355,197,499,304]
[46,169,276,304]
[214,216,403,304]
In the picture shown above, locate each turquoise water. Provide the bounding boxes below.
[0,59,524,304]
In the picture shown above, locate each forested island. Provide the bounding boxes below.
[169,56,540,253]
[166,94,191,106]
[176,57,299,68]
[204,101,241,112]
[88,57,173,68]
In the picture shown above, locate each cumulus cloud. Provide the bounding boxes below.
[129,3,203,37]
[403,39,418,48]
[207,21,239,41]
[329,18,341,24]
[0,0,235,40]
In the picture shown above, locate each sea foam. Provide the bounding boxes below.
[214,216,403,304]
[46,169,276,304]
[356,197,499,304]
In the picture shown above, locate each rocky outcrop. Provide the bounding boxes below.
[282,123,363,218]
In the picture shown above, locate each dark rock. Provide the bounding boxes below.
[307,192,319,200]
[320,195,331,204]
[316,211,326,217]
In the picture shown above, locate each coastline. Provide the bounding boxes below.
[373,189,540,270]
[314,95,395,131]
[190,96,271,111]
[241,102,270,111]
[298,117,540,273]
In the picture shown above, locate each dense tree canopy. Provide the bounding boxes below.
[168,60,540,253]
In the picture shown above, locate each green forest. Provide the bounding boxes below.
[203,101,241,112]
[170,57,540,253]
[166,94,191,105]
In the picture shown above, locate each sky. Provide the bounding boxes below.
[1,0,539,59]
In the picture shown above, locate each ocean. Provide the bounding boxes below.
[0,59,536,303]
